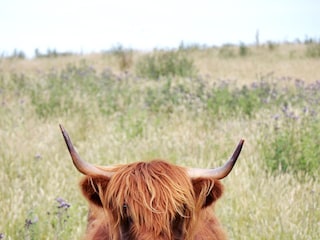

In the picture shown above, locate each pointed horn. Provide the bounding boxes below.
[59,124,114,177]
[187,139,244,179]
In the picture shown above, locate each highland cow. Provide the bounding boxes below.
[60,124,244,240]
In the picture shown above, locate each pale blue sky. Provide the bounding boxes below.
[1,0,319,57]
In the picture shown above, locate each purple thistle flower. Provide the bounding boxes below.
[56,197,71,209]
[24,216,38,229]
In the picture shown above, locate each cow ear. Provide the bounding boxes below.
[192,178,224,208]
[80,176,110,208]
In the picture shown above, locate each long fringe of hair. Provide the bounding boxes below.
[101,160,197,239]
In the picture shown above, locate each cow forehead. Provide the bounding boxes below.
[105,160,195,212]
[108,160,190,183]
[100,160,196,237]
[112,160,190,184]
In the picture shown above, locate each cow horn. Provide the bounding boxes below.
[187,139,244,179]
[59,124,114,178]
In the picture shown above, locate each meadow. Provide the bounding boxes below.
[0,42,319,239]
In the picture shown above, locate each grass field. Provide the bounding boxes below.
[0,43,319,239]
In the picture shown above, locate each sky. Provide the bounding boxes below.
[0,0,319,58]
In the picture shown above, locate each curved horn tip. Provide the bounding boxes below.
[59,124,64,131]
[59,124,68,138]
[216,138,245,179]
[187,139,245,179]
[59,124,115,178]
[237,139,245,154]
[59,124,67,139]
[229,138,245,164]
[59,124,74,153]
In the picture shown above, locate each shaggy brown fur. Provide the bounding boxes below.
[79,160,227,240]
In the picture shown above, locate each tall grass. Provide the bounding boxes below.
[0,44,319,239]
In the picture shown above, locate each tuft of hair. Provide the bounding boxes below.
[104,160,196,239]
[80,160,227,239]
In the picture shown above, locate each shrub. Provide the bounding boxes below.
[306,43,320,58]
[239,42,249,57]
[218,44,236,58]
[30,61,99,118]
[267,41,277,51]
[136,50,197,79]
[206,79,280,118]
[2,49,26,59]
[106,44,133,71]
[258,78,320,177]
[262,115,320,177]
[34,48,74,58]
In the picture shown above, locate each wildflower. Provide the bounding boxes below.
[56,197,70,209]
[24,216,38,229]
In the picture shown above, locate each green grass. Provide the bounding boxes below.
[0,43,319,239]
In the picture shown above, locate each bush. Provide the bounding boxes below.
[267,41,277,51]
[30,61,99,118]
[258,79,320,177]
[106,44,133,71]
[239,42,249,57]
[218,45,236,58]
[136,50,197,79]
[262,115,320,177]
[306,43,320,58]
[206,79,280,118]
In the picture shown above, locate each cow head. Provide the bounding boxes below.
[60,124,244,240]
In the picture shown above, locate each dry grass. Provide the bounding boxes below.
[192,44,320,85]
[2,43,320,85]
[0,43,319,239]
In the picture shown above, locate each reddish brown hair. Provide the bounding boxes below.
[80,160,226,240]
[59,125,244,239]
